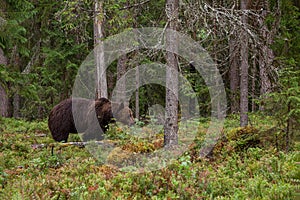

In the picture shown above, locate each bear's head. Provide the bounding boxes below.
[113,103,135,126]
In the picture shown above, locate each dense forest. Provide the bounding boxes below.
[0,0,300,199]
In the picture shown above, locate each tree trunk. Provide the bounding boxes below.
[117,54,127,105]
[0,84,9,117]
[251,57,257,112]
[135,66,140,120]
[212,0,223,119]
[259,6,273,110]
[286,100,291,152]
[8,45,21,118]
[164,0,179,147]
[13,93,21,118]
[94,0,107,99]
[133,2,139,120]
[240,0,249,127]
[0,47,8,117]
[229,33,240,114]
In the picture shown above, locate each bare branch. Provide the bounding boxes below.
[119,0,151,10]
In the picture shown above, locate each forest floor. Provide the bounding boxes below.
[0,114,299,199]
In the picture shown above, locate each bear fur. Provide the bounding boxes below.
[48,98,134,142]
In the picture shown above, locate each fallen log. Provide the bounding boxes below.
[31,140,117,150]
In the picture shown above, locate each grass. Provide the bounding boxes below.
[0,115,299,199]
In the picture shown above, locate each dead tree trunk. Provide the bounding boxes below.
[94,0,108,99]
[229,33,240,114]
[259,5,273,110]
[164,0,179,147]
[240,0,249,127]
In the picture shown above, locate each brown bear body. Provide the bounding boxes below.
[48,98,134,142]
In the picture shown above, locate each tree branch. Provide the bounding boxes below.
[119,0,151,10]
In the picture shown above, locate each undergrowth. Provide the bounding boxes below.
[0,115,299,199]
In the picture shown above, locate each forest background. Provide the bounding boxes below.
[0,0,299,134]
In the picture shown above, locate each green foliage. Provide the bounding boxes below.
[182,63,211,116]
[0,1,43,118]
[0,117,48,134]
[104,0,135,33]
[133,0,165,27]
[266,67,300,128]
[0,0,35,54]
[1,0,96,119]
[30,154,64,170]
[264,0,300,149]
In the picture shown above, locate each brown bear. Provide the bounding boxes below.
[48,98,134,142]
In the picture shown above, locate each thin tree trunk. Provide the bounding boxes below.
[0,84,9,117]
[240,0,249,127]
[13,93,20,118]
[229,33,240,114]
[164,0,179,147]
[133,2,139,120]
[259,6,273,110]
[286,100,291,152]
[116,1,130,105]
[135,66,140,120]
[0,47,8,117]
[117,54,127,105]
[251,56,257,112]
[10,45,21,118]
[212,0,223,119]
[94,0,107,99]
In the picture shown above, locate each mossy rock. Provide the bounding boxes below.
[213,126,260,156]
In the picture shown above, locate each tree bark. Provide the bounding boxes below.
[259,6,273,110]
[229,33,240,114]
[94,0,108,99]
[135,66,140,120]
[164,0,179,147]
[286,100,291,152]
[0,47,9,117]
[0,84,8,117]
[133,1,139,120]
[9,45,21,118]
[117,54,127,105]
[13,93,21,118]
[240,0,249,127]
[251,57,257,112]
